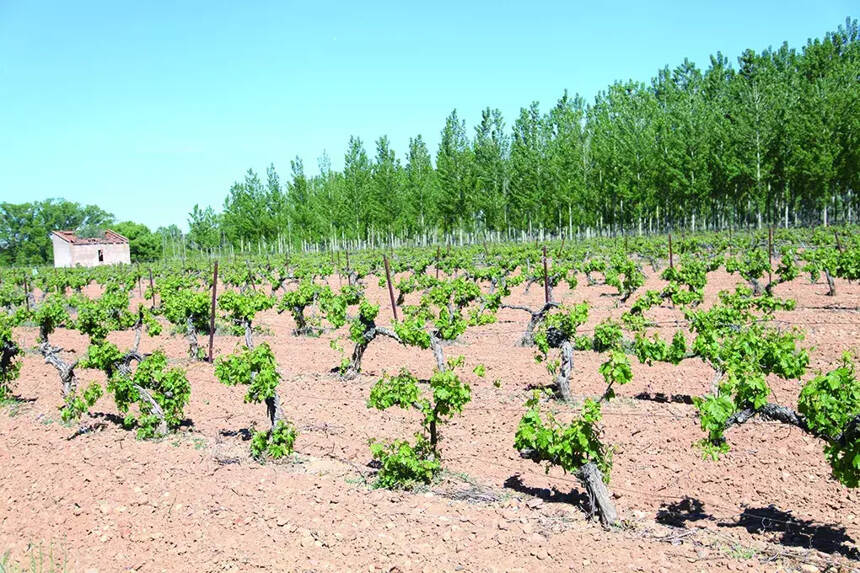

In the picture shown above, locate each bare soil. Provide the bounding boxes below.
[1,269,858,572]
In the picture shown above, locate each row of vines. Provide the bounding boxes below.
[0,225,858,528]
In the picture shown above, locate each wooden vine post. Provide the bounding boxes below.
[23,275,30,312]
[383,255,398,321]
[768,226,774,285]
[246,261,257,292]
[148,268,156,309]
[668,233,674,269]
[435,246,440,280]
[542,245,550,304]
[208,261,218,363]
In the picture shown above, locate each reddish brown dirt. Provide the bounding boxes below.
[1,269,859,572]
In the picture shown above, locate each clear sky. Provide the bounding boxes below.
[0,1,854,231]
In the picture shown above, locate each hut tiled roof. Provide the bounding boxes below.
[51,230,129,245]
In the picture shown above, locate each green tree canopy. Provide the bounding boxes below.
[0,199,114,265]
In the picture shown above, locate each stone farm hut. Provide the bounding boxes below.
[51,230,131,268]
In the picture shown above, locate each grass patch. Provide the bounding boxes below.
[0,544,68,573]
[717,541,757,560]
[0,397,25,417]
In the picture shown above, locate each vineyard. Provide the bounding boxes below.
[0,226,858,571]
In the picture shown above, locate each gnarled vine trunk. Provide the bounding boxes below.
[186,317,201,359]
[0,339,20,388]
[748,277,764,296]
[118,350,169,437]
[133,384,169,436]
[554,340,574,402]
[577,462,618,529]
[523,277,552,301]
[824,269,836,297]
[39,343,78,398]
[725,402,811,433]
[117,350,145,378]
[291,306,311,335]
[503,302,558,346]
[544,326,575,401]
[342,338,369,380]
[429,334,446,372]
[265,390,284,429]
[723,402,859,450]
[243,319,255,349]
[341,325,400,380]
[619,286,635,303]
[520,448,617,528]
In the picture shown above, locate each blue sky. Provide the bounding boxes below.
[0,1,854,231]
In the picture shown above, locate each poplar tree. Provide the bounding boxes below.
[403,135,437,238]
[472,108,509,233]
[343,136,372,241]
[436,110,474,233]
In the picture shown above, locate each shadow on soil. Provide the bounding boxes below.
[657,498,858,559]
[721,505,859,559]
[656,497,713,527]
[634,392,694,405]
[64,413,194,440]
[524,383,558,394]
[503,475,589,508]
[219,428,252,440]
[89,411,194,429]
[5,395,37,403]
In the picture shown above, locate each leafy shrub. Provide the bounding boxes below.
[514,394,612,479]
[216,342,298,460]
[60,382,103,424]
[0,318,22,400]
[366,362,471,488]
[251,420,298,461]
[592,319,623,352]
[215,343,280,404]
[33,295,70,342]
[370,436,441,489]
[798,354,859,487]
[107,349,191,438]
